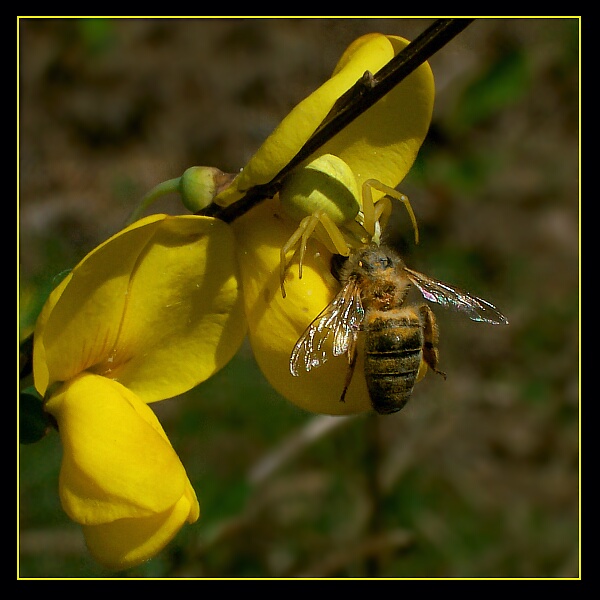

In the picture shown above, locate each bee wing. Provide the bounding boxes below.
[290,280,364,376]
[404,267,509,325]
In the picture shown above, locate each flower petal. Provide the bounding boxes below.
[96,215,246,401]
[33,214,167,396]
[216,33,434,206]
[32,271,74,396]
[233,197,372,415]
[82,486,198,571]
[34,214,246,402]
[45,373,199,525]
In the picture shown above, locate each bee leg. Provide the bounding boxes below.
[419,305,447,380]
[340,333,359,403]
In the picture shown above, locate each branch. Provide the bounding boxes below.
[199,18,474,223]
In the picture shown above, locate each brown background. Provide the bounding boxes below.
[19,18,579,578]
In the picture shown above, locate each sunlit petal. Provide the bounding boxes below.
[34,215,246,402]
[33,215,167,396]
[94,216,246,402]
[46,373,198,525]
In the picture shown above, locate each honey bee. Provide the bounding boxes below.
[290,245,509,414]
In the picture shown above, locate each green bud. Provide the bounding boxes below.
[179,166,236,213]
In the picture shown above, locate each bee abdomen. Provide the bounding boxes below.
[364,314,423,415]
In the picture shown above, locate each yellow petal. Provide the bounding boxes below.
[46,373,199,525]
[95,215,246,402]
[319,34,435,195]
[216,33,434,206]
[82,489,198,571]
[232,197,371,415]
[33,215,166,397]
[32,271,74,396]
[34,214,246,402]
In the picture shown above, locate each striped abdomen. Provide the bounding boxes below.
[364,309,423,414]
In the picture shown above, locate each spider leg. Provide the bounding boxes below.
[372,196,392,245]
[373,196,392,231]
[363,179,419,245]
[280,216,313,298]
[312,211,352,256]
[297,213,320,280]
[281,209,353,298]
[361,180,377,238]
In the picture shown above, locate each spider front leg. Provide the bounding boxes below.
[361,179,419,245]
[280,209,351,298]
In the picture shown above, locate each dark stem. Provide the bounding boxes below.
[198,18,474,224]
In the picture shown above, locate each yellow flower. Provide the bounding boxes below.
[33,214,245,569]
[46,373,199,571]
[228,33,435,414]
[27,31,435,568]
[34,214,245,400]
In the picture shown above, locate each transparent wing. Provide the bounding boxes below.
[290,280,364,376]
[404,267,509,325]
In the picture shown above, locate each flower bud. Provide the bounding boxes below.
[179,166,236,212]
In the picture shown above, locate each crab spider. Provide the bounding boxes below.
[279,154,419,297]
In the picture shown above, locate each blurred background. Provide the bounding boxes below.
[18,18,579,578]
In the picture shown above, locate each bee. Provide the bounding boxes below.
[290,245,509,414]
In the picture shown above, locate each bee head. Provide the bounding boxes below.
[338,245,404,283]
[356,246,402,273]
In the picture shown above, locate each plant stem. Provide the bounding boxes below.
[126,177,181,225]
